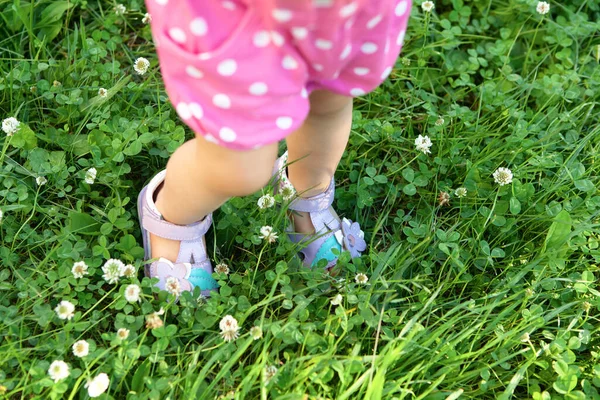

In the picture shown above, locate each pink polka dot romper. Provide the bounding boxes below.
[145,0,412,150]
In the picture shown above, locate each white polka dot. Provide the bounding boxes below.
[213,94,231,109]
[190,18,207,36]
[176,103,191,120]
[219,127,237,142]
[300,87,308,98]
[276,117,293,130]
[282,55,298,70]
[291,27,308,40]
[344,19,354,31]
[332,70,341,79]
[189,102,203,119]
[395,1,408,16]
[204,134,219,144]
[397,30,406,46]
[186,65,204,79]
[367,15,383,29]
[313,0,333,7]
[340,44,352,60]
[217,59,237,76]
[253,31,271,47]
[315,39,333,50]
[385,38,391,53]
[198,52,212,60]
[340,2,358,18]
[381,66,393,80]
[354,67,370,76]
[361,42,378,54]
[222,1,236,10]
[313,64,324,71]
[155,0,168,5]
[350,88,365,96]
[249,82,268,96]
[272,9,293,22]
[271,31,285,47]
[169,27,187,44]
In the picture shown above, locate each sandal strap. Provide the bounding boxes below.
[142,211,212,241]
[288,177,335,213]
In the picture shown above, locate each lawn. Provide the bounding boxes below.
[1,0,600,399]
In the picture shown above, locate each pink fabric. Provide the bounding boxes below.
[145,0,412,150]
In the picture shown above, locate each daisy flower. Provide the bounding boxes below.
[55,300,75,320]
[102,258,125,284]
[2,117,20,136]
[72,261,89,278]
[259,226,278,244]
[48,360,70,383]
[72,340,90,357]
[86,373,110,398]
[134,57,150,75]
[536,1,550,15]
[355,273,368,285]
[257,194,275,209]
[219,315,240,342]
[124,284,141,302]
[415,135,432,154]
[493,167,513,186]
[421,1,435,12]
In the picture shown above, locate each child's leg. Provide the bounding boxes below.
[285,90,353,234]
[150,137,277,261]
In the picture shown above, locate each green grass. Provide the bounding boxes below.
[1,0,600,398]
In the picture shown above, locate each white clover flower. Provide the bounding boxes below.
[98,88,108,98]
[48,360,70,383]
[122,264,136,278]
[435,116,445,126]
[415,135,432,154]
[55,300,75,320]
[454,187,467,198]
[117,328,130,340]
[264,365,278,384]
[280,182,296,201]
[134,57,150,75]
[331,293,343,306]
[124,284,141,302]
[142,13,152,24]
[536,1,550,15]
[215,263,230,275]
[219,315,240,342]
[257,194,275,209]
[250,325,263,340]
[165,277,181,296]
[36,176,47,186]
[0,209,3,223]
[521,332,530,343]
[72,340,90,358]
[259,226,278,244]
[71,261,89,278]
[355,273,368,285]
[145,308,165,329]
[102,258,125,284]
[421,1,435,12]
[115,4,126,15]
[85,168,97,184]
[493,167,513,186]
[53,80,61,87]
[86,373,110,398]
[2,117,20,136]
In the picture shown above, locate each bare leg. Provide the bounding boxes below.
[285,90,353,234]
[151,137,277,261]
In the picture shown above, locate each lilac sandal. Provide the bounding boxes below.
[137,170,219,297]
[273,152,367,269]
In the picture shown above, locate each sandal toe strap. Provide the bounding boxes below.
[148,258,218,294]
